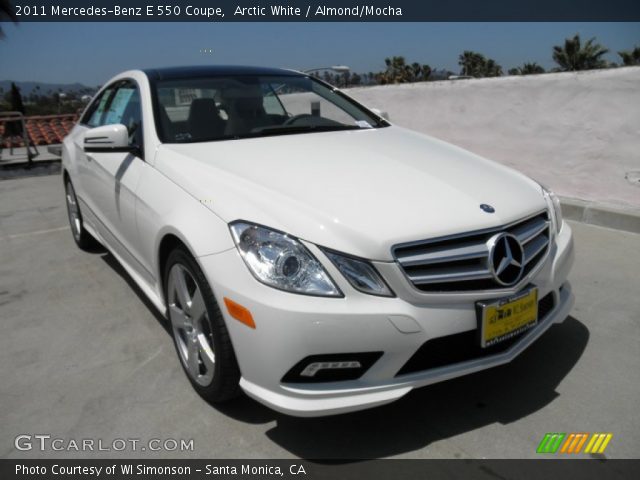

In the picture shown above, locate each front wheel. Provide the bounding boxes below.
[164,247,241,402]
[64,177,99,250]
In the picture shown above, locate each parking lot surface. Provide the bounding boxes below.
[1,175,639,459]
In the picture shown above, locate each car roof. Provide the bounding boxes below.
[143,65,302,81]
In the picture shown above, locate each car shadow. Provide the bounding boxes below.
[100,253,169,333]
[98,250,589,459]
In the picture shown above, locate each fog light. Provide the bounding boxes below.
[300,361,362,377]
[281,352,383,383]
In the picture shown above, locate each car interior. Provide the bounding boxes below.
[155,76,359,143]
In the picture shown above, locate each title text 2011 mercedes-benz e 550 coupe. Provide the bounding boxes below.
[62,66,574,416]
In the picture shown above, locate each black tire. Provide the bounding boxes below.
[164,247,241,403]
[64,176,100,251]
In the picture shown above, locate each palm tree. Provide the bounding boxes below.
[509,62,546,75]
[484,59,503,77]
[458,51,502,77]
[458,51,482,77]
[522,62,545,74]
[410,62,422,81]
[618,46,640,66]
[421,64,432,81]
[375,57,432,84]
[0,0,17,38]
[377,56,407,84]
[552,34,609,71]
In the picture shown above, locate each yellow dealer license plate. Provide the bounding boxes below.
[478,287,538,348]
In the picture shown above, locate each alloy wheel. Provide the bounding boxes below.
[167,264,216,386]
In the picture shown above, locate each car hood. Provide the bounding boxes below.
[155,126,546,261]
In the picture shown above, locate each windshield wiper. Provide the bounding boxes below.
[171,125,364,143]
[246,124,362,138]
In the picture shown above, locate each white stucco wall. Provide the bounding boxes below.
[346,67,640,208]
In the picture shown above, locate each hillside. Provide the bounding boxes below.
[0,80,94,96]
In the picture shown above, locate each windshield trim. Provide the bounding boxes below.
[163,124,372,144]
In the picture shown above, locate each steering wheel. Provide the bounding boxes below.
[283,114,315,126]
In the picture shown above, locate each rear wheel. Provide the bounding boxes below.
[64,177,99,250]
[164,247,241,402]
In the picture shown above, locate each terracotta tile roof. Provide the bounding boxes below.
[0,114,78,147]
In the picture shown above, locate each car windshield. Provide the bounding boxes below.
[153,74,387,143]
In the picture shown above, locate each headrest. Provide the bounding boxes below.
[188,98,220,122]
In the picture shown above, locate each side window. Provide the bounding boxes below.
[83,87,115,128]
[83,81,143,154]
[107,83,142,147]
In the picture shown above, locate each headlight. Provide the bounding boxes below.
[229,222,341,297]
[322,249,394,297]
[541,185,563,234]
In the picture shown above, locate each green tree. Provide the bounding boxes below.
[509,62,546,75]
[421,64,432,80]
[379,56,410,84]
[618,46,640,66]
[5,82,25,137]
[458,51,502,77]
[0,0,17,38]
[9,82,25,113]
[552,34,609,71]
[376,57,431,84]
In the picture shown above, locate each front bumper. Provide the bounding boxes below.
[199,223,574,417]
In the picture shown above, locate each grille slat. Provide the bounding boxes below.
[513,215,548,244]
[410,266,493,285]
[393,211,551,293]
[397,242,488,267]
[523,234,549,266]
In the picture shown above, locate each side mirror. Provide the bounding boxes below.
[84,124,133,153]
[370,108,390,121]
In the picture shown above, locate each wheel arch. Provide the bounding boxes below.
[157,232,190,297]
[156,230,216,304]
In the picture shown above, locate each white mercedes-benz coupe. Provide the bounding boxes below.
[62,66,574,416]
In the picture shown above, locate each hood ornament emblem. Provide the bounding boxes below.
[487,233,525,286]
[480,204,495,213]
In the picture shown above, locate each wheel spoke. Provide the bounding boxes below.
[169,304,190,330]
[186,336,200,377]
[190,287,206,322]
[173,267,191,310]
[197,334,215,373]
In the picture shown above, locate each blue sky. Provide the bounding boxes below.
[1,22,638,85]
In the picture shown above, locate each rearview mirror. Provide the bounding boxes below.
[84,124,132,153]
[370,108,390,121]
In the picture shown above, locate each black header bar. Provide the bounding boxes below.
[5,0,640,22]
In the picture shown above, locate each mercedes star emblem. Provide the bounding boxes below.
[480,204,495,213]
[487,233,525,286]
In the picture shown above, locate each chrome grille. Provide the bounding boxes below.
[393,211,551,292]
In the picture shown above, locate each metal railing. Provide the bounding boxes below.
[0,111,39,168]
